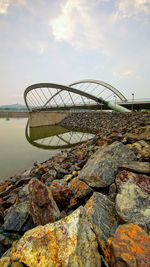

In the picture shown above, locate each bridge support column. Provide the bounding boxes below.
[29,112,70,127]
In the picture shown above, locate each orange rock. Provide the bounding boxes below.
[28,178,61,226]
[10,207,101,266]
[108,224,150,267]
[68,178,92,209]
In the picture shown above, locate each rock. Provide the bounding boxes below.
[11,262,25,267]
[78,142,136,188]
[10,206,101,266]
[20,168,32,178]
[0,243,8,258]
[21,215,35,232]
[33,170,43,180]
[18,184,29,202]
[126,125,150,142]
[28,178,61,226]
[120,161,150,174]
[0,231,21,252]
[68,178,93,209]
[116,181,150,232]
[56,168,68,179]
[108,223,150,267]
[15,177,31,188]
[84,192,116,263]
[127,140,150,160]
[50,179,72,210]
[0,256,11,266]
[3,201,30,232]
[0,184,16,198]
[2,195,17,210]
[42,169,57,186]
[116,170,150,194]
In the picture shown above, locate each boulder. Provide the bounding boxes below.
[10,207,101,266]
[50,179,72,210]
[84,192,116,263]
[108,224,150,267]
[0,257,11,266]
[120,161,150,174]
[78,142,136,188]
[116,181,150,232]
[68,178,93,209]
[28,178,61,226]
[3,201,30,232]
[116,170,150,195]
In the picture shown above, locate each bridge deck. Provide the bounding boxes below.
[32,100,150,112]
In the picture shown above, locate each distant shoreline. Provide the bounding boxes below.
[0,111,29,118]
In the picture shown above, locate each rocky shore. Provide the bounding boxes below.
[0,112,150,266]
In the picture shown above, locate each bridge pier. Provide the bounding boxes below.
[29,112,70,127]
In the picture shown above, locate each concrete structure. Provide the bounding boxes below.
[29,111,70,128]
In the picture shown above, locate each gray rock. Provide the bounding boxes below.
[116,181,150,233]
[84,192,116,262]
[3,201,30,232]
[18,184,29,202]
[120,161,150,174]
[78,142,136,188]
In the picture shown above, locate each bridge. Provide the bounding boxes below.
[24,80,150,127]
[25,121,94,150]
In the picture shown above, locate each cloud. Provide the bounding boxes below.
[49,0,109,54]
[113,70,134,80]
[0,0,9,14]
[114,0,150,21]
[0,0,26,15]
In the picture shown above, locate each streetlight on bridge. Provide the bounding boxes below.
[132,93,134,112]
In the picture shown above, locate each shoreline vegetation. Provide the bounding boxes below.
[0,112,150,266]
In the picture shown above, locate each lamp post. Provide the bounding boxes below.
[114,95,117,106]
[132,93,134,112]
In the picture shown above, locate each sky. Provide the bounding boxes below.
[0,0,150,105]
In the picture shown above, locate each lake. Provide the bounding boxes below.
[0,118,94,180]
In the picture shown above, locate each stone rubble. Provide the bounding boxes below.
[0,112,149,266]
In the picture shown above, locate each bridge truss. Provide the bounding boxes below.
[24,79,130,112]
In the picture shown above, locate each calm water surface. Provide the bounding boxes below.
[0,118,59,180]
[0,118,94,180]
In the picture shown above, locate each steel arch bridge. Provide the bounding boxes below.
[25,121,95,150]
[24,79,130,112]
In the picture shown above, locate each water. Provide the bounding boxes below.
[0,118,94,180]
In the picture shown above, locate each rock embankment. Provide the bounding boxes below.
[0,112,150,266]
[58,111,150,134]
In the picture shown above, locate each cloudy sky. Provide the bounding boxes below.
[0,0,150,105]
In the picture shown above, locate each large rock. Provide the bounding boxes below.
[116,170,150,194]
[108,223,150,267]
[68,178,93,209]
[78,142,136,188]
[120,161,150,174]
[28,178,61,226]
[10,206,101,267]
[116,181,150,232]
[84,192,116,263]
[50,179,72,211]
[3,201,30,232]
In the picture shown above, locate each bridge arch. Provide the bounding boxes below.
[24,80,129,112]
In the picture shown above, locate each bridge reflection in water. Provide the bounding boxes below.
[25,121,95,150]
